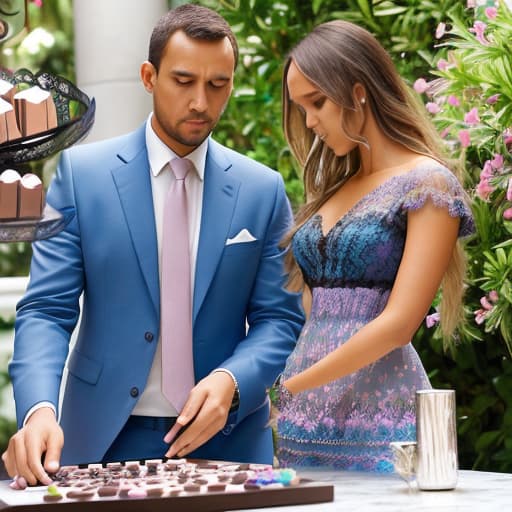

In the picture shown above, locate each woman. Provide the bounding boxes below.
[276,20,473,472]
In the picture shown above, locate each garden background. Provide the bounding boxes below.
[1,0,511,472]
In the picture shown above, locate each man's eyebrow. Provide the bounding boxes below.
[171,69,231,81]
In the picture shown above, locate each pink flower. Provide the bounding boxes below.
[504,129,512,146]
[440,127,451,139]
[448,95,460,106]
[425,312,440,328]
[486,94,500,104]
[474,309,487,325]
[490,154,504,170]
[464,107,480,125]
[480,296,494,310]
[458,129,471,147]
[435,22,446,39]
[481,160,494,179]
[489,290,499,303]
[485,7,498,19]
[437,59,450,71]
[504,208,512,220]
[476,178,494,200]
[426,102,441,114]
[469,21,490,45]
[507,179,512,202]
[31,0,43,6]
[413,78,429,94]
[467,0,476,7]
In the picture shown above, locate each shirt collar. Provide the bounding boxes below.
[145,114,207,180]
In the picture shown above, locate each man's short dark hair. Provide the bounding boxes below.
[148,4,239,71]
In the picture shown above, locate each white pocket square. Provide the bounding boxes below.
[225,228,257,246]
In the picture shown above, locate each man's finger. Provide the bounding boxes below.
[43,430,63,475]
[11,436,39,487]
[2,447,18,479]
[25,435,52,486]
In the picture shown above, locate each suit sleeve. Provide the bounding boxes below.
[219,174,304,423]
[9,150,84,429]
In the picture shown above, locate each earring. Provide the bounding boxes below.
[360,98,366,105]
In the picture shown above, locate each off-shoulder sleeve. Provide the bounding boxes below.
[400,165,474,237]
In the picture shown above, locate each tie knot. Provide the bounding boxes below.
[170,158,193,181]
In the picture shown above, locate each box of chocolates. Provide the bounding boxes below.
[2,458,334,511]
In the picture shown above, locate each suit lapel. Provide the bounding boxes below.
[111,125,159,315]
[193,139,240,322]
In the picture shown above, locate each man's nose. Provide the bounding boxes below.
[189,86,208,112]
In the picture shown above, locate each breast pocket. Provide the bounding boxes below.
[223,240,261,257]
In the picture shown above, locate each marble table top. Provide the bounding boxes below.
[237,469,512,512]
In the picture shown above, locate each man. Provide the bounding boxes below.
[3,4,303,487]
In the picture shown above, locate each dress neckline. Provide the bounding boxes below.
[314,163,443,238]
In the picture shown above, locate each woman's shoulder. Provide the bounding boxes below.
[400,157,474,236]
[404,157,459,187]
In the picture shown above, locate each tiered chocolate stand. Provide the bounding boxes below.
[0,68,95,242]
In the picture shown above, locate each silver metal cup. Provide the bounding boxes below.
[415,389,458,490]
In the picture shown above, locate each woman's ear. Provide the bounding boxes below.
[352,83,367,107]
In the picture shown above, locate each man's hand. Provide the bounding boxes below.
[164,371,236,458]
[1,407,63,487]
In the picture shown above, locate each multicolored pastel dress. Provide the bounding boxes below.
[276,164,474,472]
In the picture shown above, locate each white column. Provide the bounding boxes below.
[73,0,168,142]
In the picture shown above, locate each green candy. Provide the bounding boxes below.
[46,484,61,497]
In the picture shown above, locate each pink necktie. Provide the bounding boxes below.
[161,157,195,410]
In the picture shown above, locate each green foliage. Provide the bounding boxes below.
[413,1,512,471]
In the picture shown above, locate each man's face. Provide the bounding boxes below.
[140,30,235,156]
[0,0,26,43]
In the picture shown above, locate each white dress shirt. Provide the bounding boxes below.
[133,115,206,417]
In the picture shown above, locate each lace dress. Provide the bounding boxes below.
[276,164,474,472]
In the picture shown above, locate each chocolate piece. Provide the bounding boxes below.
[207,483,226,492]
[146,486,164,497]
[244,483,261,490]
[0,98,22,144]
[0,169,20,219]
[183,483,201,492]
[66,489,95,500]
[13,85,58,137]
[97,486,119,497]
[231,472,248,485]
[118,486,132,498]
[0,79,16,104]
[43,494,63,502]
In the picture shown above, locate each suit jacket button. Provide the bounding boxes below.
[144,331,154,342]
[130,387,139,397]
[221,425,233,435]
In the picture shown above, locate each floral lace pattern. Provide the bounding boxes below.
[277,165,474,472]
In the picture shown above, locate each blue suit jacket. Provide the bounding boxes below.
[10,124,304,465]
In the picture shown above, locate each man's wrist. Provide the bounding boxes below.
[212,369,239,412]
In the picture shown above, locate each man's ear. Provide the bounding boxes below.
[140,61,157,93]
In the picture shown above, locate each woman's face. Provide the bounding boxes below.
[286,60,361,156]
